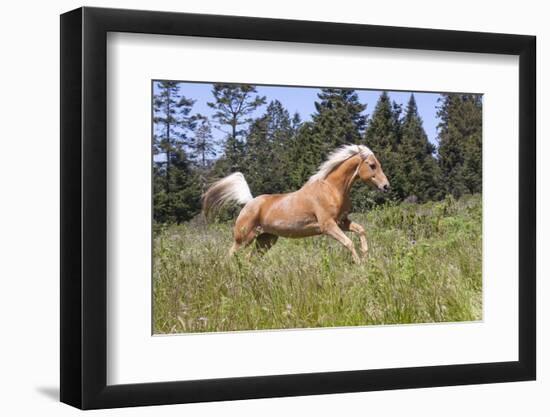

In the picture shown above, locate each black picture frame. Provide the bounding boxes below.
[60,6,536,410]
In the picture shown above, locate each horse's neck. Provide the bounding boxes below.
[324,156,360,204]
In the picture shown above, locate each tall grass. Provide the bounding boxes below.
[153,195,482,334]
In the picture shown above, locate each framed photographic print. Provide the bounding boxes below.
[60,6,536,409]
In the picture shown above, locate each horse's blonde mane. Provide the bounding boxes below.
[308,144,373,183]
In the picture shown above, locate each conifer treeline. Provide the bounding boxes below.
[153,82,482,223]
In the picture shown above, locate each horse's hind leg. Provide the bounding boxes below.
[228,208,260,257]
[254,233,278,256]
[228,241,242,257]
[228,230,257,257]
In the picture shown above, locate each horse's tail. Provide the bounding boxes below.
[202,172,254,219]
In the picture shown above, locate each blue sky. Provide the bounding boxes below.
[153,81,442,146]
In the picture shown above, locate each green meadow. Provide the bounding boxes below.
[153,195,482,334]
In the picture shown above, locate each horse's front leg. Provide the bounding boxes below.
[322,220,361,264]
[341,218,368,258]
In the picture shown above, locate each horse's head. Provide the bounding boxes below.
[358,154,390,192]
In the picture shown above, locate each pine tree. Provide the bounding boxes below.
[290,112,302,136]
[312,88,367,152]
[460,95,483,194]
[265,101,294,193]
[286,89,367,190]
[188,116,217,169]
[243,100,293,194]
[397,94,442,201]
[207,84,266,172]
[362,91,403,206]
[243,116,271,194]
[153,81,195,192]
[287,121,320,188]
[164,149,202,223]
[152,81,199,223]
[364,92,400,154]
[437,94,482,197]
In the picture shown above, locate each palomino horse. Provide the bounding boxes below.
[202,144,390,263]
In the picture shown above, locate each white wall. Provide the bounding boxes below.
[0,0,545,415]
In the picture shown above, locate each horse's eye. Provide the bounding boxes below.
[369,163,376,170]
